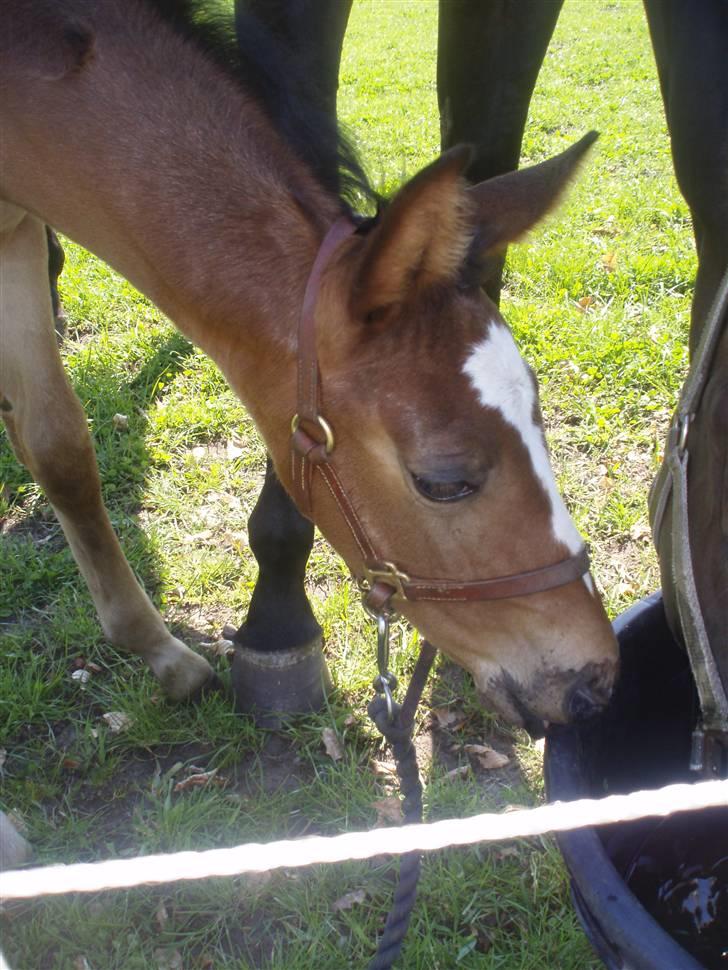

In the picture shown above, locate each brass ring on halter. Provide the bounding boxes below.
[290,413,335,454]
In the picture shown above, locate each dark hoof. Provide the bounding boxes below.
[231,638,332,726]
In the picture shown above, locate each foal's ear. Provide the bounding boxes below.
[352,146,474,320]
[468,131,598,259]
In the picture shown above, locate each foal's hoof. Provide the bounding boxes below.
[231,637,332,728]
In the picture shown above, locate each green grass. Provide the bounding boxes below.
[0,1,694,967]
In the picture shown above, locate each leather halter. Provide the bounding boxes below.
[290,216,591,615]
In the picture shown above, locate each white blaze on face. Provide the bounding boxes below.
[463,321,587,567]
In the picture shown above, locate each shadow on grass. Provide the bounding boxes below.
[0,327,251,641]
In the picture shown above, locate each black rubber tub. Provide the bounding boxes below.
[545,592,727,970]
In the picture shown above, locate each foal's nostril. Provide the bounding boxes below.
[568,684,604,722]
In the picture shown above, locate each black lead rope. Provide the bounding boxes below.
[366,641,438,970]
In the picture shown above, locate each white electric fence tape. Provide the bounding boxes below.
[1,779,726,901]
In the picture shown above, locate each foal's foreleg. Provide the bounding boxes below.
[0,208,215,700]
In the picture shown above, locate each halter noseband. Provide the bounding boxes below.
[290,216,591,617]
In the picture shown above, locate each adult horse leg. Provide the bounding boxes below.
[437,0,564,303]
[644,0,728,694]
[238,0,353,115]
[228,0,350,719]
[230,459,331,720]
[0,205,216,701]
[231,0,564,714]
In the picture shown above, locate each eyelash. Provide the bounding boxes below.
[411,474,478,503]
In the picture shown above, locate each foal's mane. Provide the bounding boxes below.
[145,0,378,215]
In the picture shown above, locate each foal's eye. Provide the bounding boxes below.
[411,475,478,503]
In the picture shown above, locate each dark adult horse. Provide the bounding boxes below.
[235,0,728,704]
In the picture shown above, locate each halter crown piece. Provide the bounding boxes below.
[289,215,591,622]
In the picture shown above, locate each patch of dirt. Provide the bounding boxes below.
[0,508,63,547]
[7,650,529,969]
[45,738,220,859]
[230,732,315,803]
[426,661,526,799]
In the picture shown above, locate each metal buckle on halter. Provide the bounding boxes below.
[359,561,411,604]
[290,413,335,454]
[676,413,690,455]
[372,611,398,722]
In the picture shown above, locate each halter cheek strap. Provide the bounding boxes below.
[290,216,591,615]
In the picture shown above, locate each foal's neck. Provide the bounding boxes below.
[3,0,342,407]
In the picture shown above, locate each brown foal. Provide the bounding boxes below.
[0,0,617,865]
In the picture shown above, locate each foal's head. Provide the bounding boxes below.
[280,136,618,733]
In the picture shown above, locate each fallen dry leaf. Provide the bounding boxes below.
[601,250,618,272]
[6,810,28,837]
[102,711,133,734]
[173,768,224,792]
[343,713,357,728]
[629,521,651,541]
[372,759,397,779]
[594,214,618,236]
[226,440,244,459]
[372,796,403,826]
[201,638,235,658]
[576,295,596,312]
[222,530,248,553]
[445,764,471,782]
[463,743,490,756]
[494,845,521,861]
[185,529,213,543]
[332,888,367,912]
[154,949,183,970]
[431,706,465,730]
[322,726,344,762]
[155,899,169,930]
[464,743,510,771]
[475,750,510,771]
